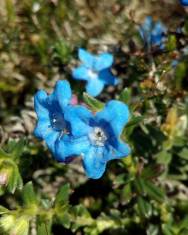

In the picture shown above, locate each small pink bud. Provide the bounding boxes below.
[0,172,8,186]
[70,95,78,105]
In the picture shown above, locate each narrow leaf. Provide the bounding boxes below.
[0,206,9,215]
[83,93,104,112]
[22,182,38,206]
[125,116,143,128]
[143,180,165,202]
[119,88,132,104]
[137,197,152,218]
[55,184,70,207]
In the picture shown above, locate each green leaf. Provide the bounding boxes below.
[143,180,165,202]
[72,204,92,220]
[52,39,72,64]
[71,205,93,232]
[147,224,159,235]
[125,116,143,129]
[175,62,186,90]
[119,88,132,104]
[7,166,18,193]
[7,139,26,159]
[113,174,126,187]
[180,229,188,235]
[0,206,9,215]
[155,151,172,165]
[83,93,104,112]
[16,171,23,190]
[123,115,144,137]
[178,216,188,232]
[134,178,145,194]
[36,217,52,235]
[55,184,70,207]
[0,148,10,159]
[22,182,38,206]
[41,199,53,210]
[162,224,174,235]
[36,223,47,235]
[57,211,71,229]
[121,183,132,204]
[178,148,188,160]
[166,35,177,51]
[137,197,152,218]
[6,0,17,22]
[141,164,164,179]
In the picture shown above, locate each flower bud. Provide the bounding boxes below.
[0,172,8,186]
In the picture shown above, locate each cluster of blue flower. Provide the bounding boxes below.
[139,16,166,49]
[34,50,130,179]
[34,3,186,179]
[138,0,188,49]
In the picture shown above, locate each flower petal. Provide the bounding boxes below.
[48,80,72,109]
[34,90,49,119]
[82,146,107,179]
[153,21,166,35]
[151,22,166,47]
[86,77,104,97]
[107,140,131,160]
[180,0,188,6]
[34,90,51,139]
[72,66,90,81]
[139,16,153,43]
[78,48,94,68]
[99,69,118,85]
[44,130,60,154]
[34,119,51,139]
[64,106,92,137]
[96,100,130,136]
[142,16,153,32]
[55,136,90,161]
[94,53,113,71]
[34,118,59,155]
[151,35,163,46]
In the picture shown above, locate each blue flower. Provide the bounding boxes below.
[63,100,131,179]
[139,16,166,49]
[34,80,88,161]
[180,0,188,6]
[72,48,118,97]
[171,59,179,68]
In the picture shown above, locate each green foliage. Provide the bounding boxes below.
[83,93,105,112]
[119,87,132,104]
[0,139,25,194]
[52,39,72,64]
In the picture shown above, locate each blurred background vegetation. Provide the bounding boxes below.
[0,0,188,234]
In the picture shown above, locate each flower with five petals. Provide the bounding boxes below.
[72,48,118,97]
[139,16,166,49]
[34,80,88,162]
[58,100,131,179]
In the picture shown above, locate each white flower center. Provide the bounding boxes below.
[89,127,107,146]
[88,70,98,79]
